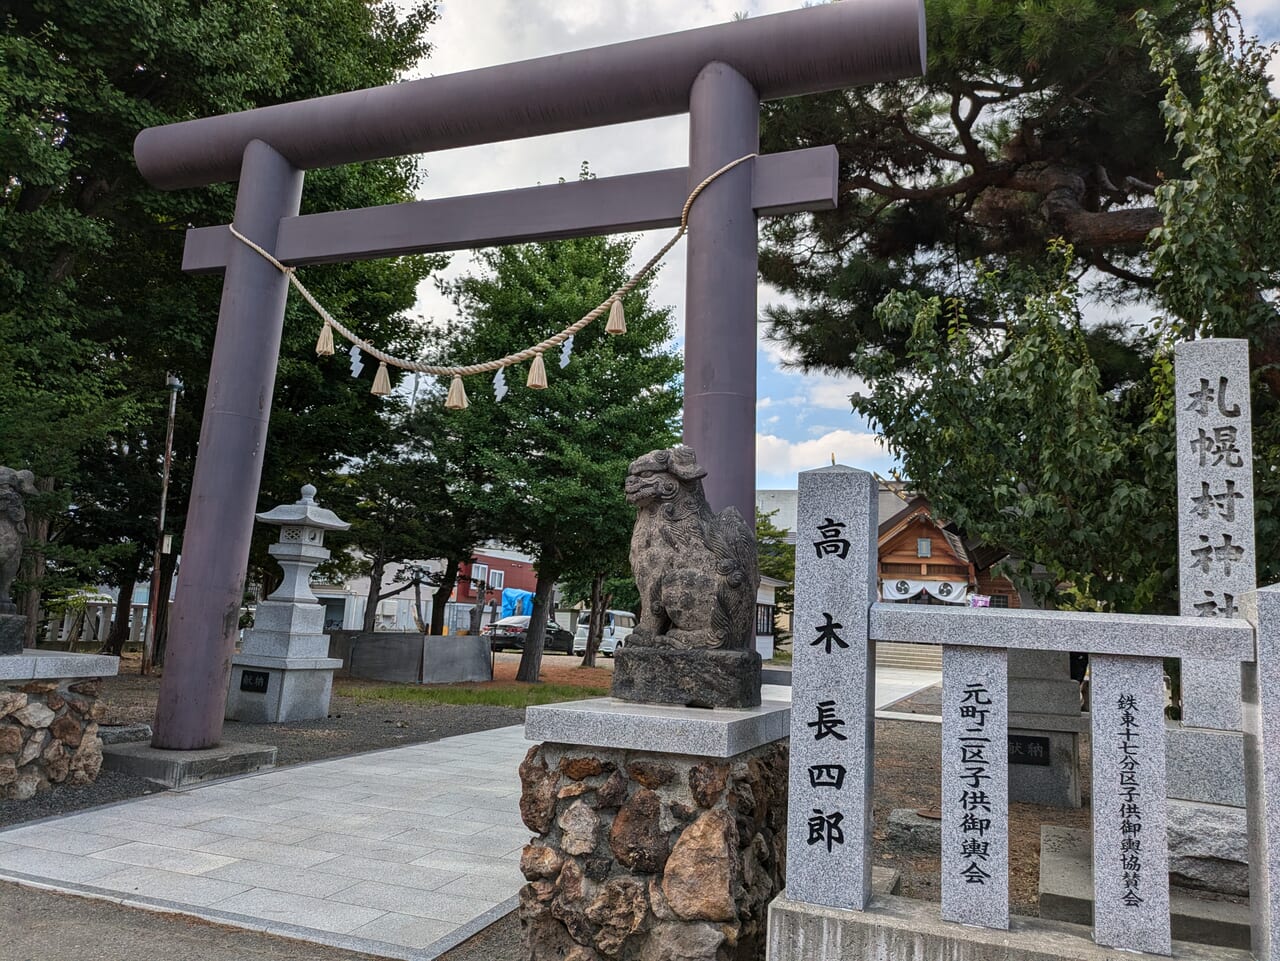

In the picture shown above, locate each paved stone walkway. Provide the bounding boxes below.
[0,672,941,960]
[0,725,531,960]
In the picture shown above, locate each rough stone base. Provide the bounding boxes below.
[519,738,787,961]
[1168,800,1249,896]
[886,808,941,856]
[0,614,24,656]
[767,890,1251,961]
[1039,825,1250,950]
[0,678,106,799]
[611,647,761,709]
[100,740,276,788]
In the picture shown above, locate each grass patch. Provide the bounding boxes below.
[768,648,793,665]
[335,680,607,709]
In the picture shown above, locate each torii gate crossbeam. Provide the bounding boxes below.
[136,1,926,750]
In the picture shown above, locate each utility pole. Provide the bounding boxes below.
[142,373,182,675]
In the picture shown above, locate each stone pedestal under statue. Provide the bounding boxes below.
[0,465,119,799]
[225,484,346,724]
[521,698,791,961]
[522,447,788,961]
[0,651,119,799]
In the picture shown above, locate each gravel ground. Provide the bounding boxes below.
[873,716,1092,915]
[0,879,519,961]
[881,680,943,715]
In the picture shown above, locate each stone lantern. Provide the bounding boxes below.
[226,484,348,724]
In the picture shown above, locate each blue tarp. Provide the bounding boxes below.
[501,588,536,618]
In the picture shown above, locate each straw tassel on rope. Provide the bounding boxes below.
[446,374,470,410]
[527,352,548,389]
[315,321,335,356]
[223,154,758,410]
[605,298,626,335]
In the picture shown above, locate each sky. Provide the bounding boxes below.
[398,0,1279,491]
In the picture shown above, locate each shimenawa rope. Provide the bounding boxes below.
[227,152,757,408]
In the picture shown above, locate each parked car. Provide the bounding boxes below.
[483,616,574,654]
[572,609,637,657]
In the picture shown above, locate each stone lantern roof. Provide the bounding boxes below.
[254,484,350,531]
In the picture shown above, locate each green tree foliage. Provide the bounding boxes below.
[323,388,498,637]
[761,2,1278,612]
[758,0,1200,371]
[440,234,682,682]
[1,0,443,644]
[867,247,1175,612]
[1143,4,1280,565]
[755,509,794,641]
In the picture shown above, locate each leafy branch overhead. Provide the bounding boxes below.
[829,3,1278,613]
[759,0,1204,371]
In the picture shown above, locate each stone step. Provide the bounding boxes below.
[1038,824,1250,950]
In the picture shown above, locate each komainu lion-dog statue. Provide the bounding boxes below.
[0,467,36,612]
[611,447,762,708]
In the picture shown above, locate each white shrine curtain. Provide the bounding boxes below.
[881,578,970,604]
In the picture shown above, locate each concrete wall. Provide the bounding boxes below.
[329,631,423,683]
[422,635,492,684]
[328,631,492,685]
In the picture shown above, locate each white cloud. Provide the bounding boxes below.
[756,429,885,476]
[807,377,869,410]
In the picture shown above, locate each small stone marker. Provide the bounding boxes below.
[787,466,877,909]
[1090,653,1171,956]
[1244,586,1280,960]
[1175,339,1255,730]
[941,646,1008,929]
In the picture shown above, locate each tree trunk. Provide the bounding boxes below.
[151,551,178,670]
[430,557,461,636]
[362,553,386,633]
[516,568,558,683]
[411,577,427,633]
[469,580,489,635]
[581,573,605,668]
[102,592,132,656]
[18,475,54,646]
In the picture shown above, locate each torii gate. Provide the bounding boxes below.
[135,1,927,750]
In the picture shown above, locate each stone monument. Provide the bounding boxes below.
[1165,339,1254,894]
[225,484,347,724]
[611,447,763,709]
[0,467,36,655]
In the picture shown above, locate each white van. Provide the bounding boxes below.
[572,609,637,656]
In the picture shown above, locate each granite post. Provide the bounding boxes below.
[225,484,346,724]
[1244,585,1280,961]
[786,465,877,910]
[1175,339,1255,726]
[1090,653,1172,956]
[1167,339,1254,893]
[942,646,1008,930]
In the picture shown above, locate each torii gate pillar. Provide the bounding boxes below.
[151,142,302,749]
[685,63,759,521]
[136,1,927,750]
